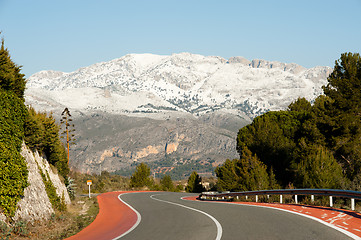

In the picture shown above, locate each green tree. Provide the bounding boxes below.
[24,109,69,178]
[237,111,304,185]
[216,147,270,192]
[185,171,205,193]
[322,53,361,179]
[0,38,26,100]
[296,146,346,189]
[234,52,361,189]
[288,97,312,112]
[0,89,28,217]
[24,107,45,151]
[323,52,361,113]
[129,163,152,188]
[160,175,174,191]
[0,38,28,217]
[214,159,240,191]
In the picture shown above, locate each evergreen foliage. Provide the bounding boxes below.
[215,147,274,191]
[0,37,69,218]
[235,52,361,190]
[0,38,28,217]
[322,53,361,180]
[24,107,69,178]
[237,110,305,185]
[0,85,28,218]
[0,39,26,100]
[185,171,205,193]
[129,163,153,188]
[296,146,345,189]
[160,175,175,191]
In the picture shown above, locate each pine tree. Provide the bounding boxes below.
[215,159,240,191]
[237,111,303,185]
[323,52,361,113]
[288,97,312,112]
[216,147,272,191]
[160,175,174,191]
[237,147,270,191]
[129,163,152,188]
[24,108,69,178]
[322,52,361,179]
[0,38,26,100]
[186,171,205,193]
[297,146,345,189]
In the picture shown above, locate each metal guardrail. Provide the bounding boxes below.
[199,189,361,211]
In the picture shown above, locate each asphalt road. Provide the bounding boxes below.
[117,192,353,240]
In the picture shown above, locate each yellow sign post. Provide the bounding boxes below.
[87,180,92,198]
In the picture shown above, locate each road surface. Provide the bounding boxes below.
[117,192,353,240]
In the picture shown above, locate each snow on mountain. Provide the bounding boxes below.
[26,52,332,119]
[25,53,334,176]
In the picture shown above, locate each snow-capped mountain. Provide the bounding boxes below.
[25,53,332,177]
[26,52,332,119]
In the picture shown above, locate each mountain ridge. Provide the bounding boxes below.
[25,53,332,177]
[26,52,332,119]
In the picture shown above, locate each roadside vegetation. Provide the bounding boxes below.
[2,32,361,238]
[216,52,361,193]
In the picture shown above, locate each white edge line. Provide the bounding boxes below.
[150,193,222,240]
[188,199,361,240]
[112,192,142,240]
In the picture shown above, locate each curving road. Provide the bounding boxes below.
[117,192,354,240]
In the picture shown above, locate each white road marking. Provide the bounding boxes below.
[198,200,361,240]
[150,193,223,240]
[112,193,142,240]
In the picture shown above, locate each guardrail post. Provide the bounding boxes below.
[329,196,333,207]
[295,195,298,204]
[256,195,258,202]
[351,198,355,211]
[246,196,248,200]
[311,195,314,203]
[280,195,283,204]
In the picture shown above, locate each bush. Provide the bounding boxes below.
[0,90,28,217]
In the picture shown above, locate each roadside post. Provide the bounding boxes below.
[87,180,92,198]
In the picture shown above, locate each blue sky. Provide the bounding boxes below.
[0,0,360,77]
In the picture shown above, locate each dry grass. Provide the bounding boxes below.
[3,196,99,240]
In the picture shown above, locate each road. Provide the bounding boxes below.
[117,192,353,240]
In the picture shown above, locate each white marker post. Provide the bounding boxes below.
[87,180,92,198]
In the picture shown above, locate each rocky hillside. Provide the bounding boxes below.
[71,112,246,178]
[25,53,332,178]
[0,143,70,223]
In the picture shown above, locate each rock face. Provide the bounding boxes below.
[72,112,246,178]
[0,143,70,223]
[35,149,71,205]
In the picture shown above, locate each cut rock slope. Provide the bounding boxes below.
[0,143,70,223]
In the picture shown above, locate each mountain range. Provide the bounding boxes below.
[25,53,332,179]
